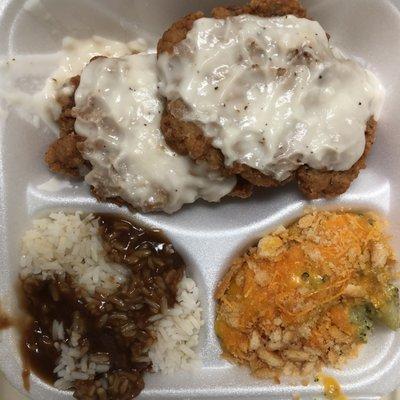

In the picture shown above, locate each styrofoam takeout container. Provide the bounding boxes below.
[0,0,400,398]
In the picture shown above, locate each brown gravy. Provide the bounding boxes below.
[0,305,30,389]
[0,308,12,330]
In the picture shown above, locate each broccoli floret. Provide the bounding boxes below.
[349,304,374,342]
[350,286,400,336]
[375,285,400,330]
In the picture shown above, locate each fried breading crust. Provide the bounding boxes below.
[44,76,86,178]
[157,0,376,198]
[157,0,306,55]
[296,118,376,199]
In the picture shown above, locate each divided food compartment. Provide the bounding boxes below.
[0,0,400,398]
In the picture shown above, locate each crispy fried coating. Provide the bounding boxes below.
[44,76,85,178]
[44,133,85,178]
[296,118,376,199]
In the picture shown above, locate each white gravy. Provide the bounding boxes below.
[45,36,146,121]
[158,15,384,181]
[74,54,236,213]
[0,36,145,130]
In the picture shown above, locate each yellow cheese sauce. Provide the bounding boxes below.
[318,374,347,400]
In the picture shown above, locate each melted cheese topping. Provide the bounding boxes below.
[74,54,236,213]
[158,15,384,181]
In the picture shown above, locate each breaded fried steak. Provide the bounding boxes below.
[45,55,245,214]
[157,0,381,199]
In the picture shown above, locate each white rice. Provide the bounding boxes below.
[19,211,204,387]
[20,212,128,295]
[52,321,110,390]
[148,276,204,375]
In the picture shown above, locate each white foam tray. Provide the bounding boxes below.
[0,0,400,399]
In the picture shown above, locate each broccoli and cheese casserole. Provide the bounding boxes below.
[215,211,399,381]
